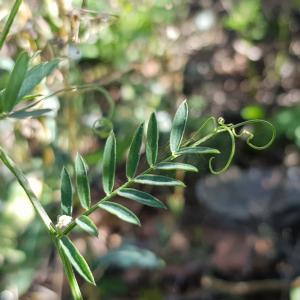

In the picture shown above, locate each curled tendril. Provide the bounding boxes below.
[230,119,275,150]
[208,125,236,175]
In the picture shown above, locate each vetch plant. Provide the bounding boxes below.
[0,2,275,299]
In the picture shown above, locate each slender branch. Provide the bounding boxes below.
[0,0,23,50]
[0,146,56,233]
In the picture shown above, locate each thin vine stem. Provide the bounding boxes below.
[23,83,115,118]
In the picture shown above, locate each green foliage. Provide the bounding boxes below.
[1,52,29,112]
[0,50,59,118]
[224,0,269,41]
[0,5,276,298]
[274,106,300,147]
[18,59,60,100]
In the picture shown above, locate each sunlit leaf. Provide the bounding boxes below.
[75,216,98,237]
[102,131,116,194]
[98,201,141,226]
[170,100,188,154]
[134,174,185,187]
[18,59,60,101]
[60,167,73,216]
[59,236,95,285]
[146,113,158,166]
[118,188,166,209]
[176,146,220,155]
[2,52,29,112]
[156,162,198,172]
[126,123,144,179]
[75,154,91,210]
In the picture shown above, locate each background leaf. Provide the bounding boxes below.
[102,131,116,194]
[75,154,91,210]
[18,59,60,101]
[98,201,141,226]
[60,167,73,216]
[126,123,144,179]
[118,188,166,208]
[75,216,98,237]
[170,101,188,154]
[2,52,29,112]
[146,113,158,166]
[59,236,95,285]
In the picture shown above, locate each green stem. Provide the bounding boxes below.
[0,146,56,233]
[0,0,23,50]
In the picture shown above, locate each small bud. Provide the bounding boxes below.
[242,129,254,139]
[56,215,73,230]
[218,117,225,125]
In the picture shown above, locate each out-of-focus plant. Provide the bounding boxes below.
[224,0,269,41]
[0,1,275,299]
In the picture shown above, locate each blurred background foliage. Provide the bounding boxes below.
[0,0,300,299]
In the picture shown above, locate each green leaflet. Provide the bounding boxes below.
[170,101,188,154]
[156,162,198,172]
[134,174,185,187]
[146,113,158,166]
[57,242,83,300]
[126,123,144,179]
[102,131,116,194]
[176,146,220,155]
[59,236,95,285]
[98,201,141,226]
[2,52,29,112]
[118,188,166,209]
[75,154,91,210]
[18,59,60,101]
[60,167,73,216]
[75,216,98,237]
